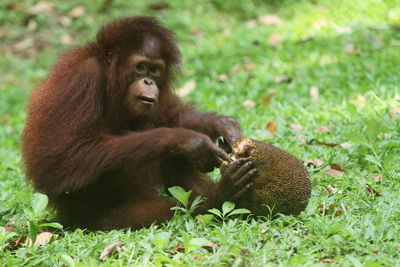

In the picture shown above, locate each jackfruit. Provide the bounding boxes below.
[230,138,311,216]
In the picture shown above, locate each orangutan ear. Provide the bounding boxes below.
[107,47,119,64]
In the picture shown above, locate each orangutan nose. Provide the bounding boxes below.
[144,78,153,85]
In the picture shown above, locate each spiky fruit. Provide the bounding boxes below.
[232,138,311,216]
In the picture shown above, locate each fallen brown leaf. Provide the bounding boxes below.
[243,63,257,71]
[0,115,11,123]
[176,80,196,98]
[171,244,185,254]
[148,2,170,10]
[4,226,16,231]
[68,6,85,18]
[314,125,330,133]
[366,184,382,197]
[330,163,345,172]
[306,159,324,167]
[290,124,303,131]
[339,142,353,148]
[261,89,278,107]
[243,100,256,110]
[27,20,38,32]
[202,242,220,250]
[8,236,27,249]
[29,1,53,15]
[60,34,74,45]
[245,20,258,29]
[0,29,6,38]
[58,16,72,27]
[34,232,54,246]
[388,10,399,21]
[266,121,277,137]
[315,141,339,147]
[268,33,282,45]
[257,14,284,26]
[356,95,367,106]
[317,204,344,216]
[15,38,34,51]
[389,107,400,120]
[217,74,228,82]
[190,26,203,36]
[390,40,400,46]
[99,241,125,260]
[373,174,383,183]
[309,86,319,101]
[312,18,330,30]
[332,24,353,34]
[320,258,333,263]
[326,184,337,193]
[326,169,344,177]
[343,43,357,54]
[296,134,307,143]
[274,75,292,84]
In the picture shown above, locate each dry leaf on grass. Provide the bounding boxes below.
[314,141,339,147]
[217,74,228,82]
[321,258,334,264]
[317,204,344,216]
[366,184,382,197]
[176,80,196,98]
[171,244,185,254]
[245,20,258,29]
[373,174,384,183]
[243,63,257,71]
[314,125,330,133]
[148,2,170,10]
[306,159,324,167]
[60,34,74,45]
[389,107,400,120]
[58,16,72,27]
[312,18,330,30]
[274,75,292,84]
[330,163,345,172]
[326,184,337,193]
[29,1,53,15]
[339,142,353,148]
[356,95,367,106]
[0,29,7,38]
[290,124,303,131]
[68,6,85,18]
[34,232,54,246]
[309,86,319,101]
[261,89,278,107]
[27,20,38,31]
[343,43,357,54]
[268,33,283,45]
[99,241,125,260]
[326,169,344,176]
[8,236,27,249]
[296,134,307,143]
[257,14,285,26]
[202,242,220,250]
[266,121,277,139]
[243,100,256,110]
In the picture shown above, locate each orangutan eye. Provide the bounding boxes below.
[150,67,160,76]
[136,63,146,72]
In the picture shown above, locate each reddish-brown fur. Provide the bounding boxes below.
[22,17,255,230]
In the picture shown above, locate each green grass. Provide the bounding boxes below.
[1,0,400,266]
